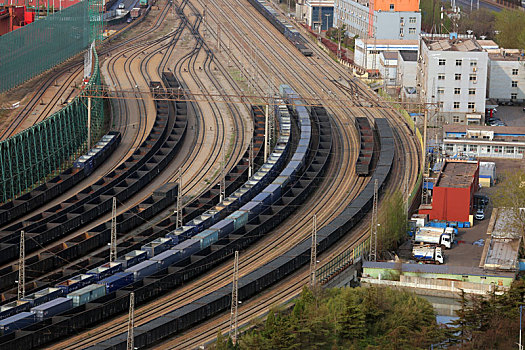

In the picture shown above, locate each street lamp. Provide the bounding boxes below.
[324,13,331,32]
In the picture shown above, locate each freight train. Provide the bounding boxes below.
[247,0,313,56]
[0,85,313,337]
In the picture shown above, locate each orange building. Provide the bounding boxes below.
[373,0,419,12]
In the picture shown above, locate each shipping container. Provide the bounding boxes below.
[252,192,272,205]
[210,218,235,237]
[55,274,96,294]
[115,250,147,269]
[31,297,72,320]
[0,312,36,335]
[22,287,62,307]
[125,260,159,281]
[67,284,106,307]
[166,226,194,241]
[239,201,263,219]
[86,261,123,281]
[194,229,219,249]
[0,300,30,320]
[141,237,174,258]
[99,272,134,293]
[150,250,181,269]
[172,238,200,259]
[227,211,249,231]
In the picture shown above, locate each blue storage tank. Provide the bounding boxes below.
[227,211,249,231]
[55,274,96,295]
[115,250,147,269]
[22,287,62,307]
[99,272,134,293]
[211,219,235,237]
[172,238,200,259]
[150,249,181,269]
[194,229,219,249]
[125,260,159,281]
[31,297,73,320]
[0,312,36,335]
[67,284,106,307]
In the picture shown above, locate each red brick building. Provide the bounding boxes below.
[419,160,479,223]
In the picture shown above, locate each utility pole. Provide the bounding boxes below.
[264,104,269,162]
[309,214,317,287]
[423,109,428,177]
[17,231,25,301]
[87,96,92,150]
[126,292,135,350]
[176,169,183,229]
[230,251,239,344]
[110,197,117,262]
[370,179,378,262]
[248,138,254,178]
[220,147,226,202]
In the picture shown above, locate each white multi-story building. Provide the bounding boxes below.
[333,0,421,40]
[379,51,398,86]
[417,35,488,125]
[487,49,525,103]
[354,38,418,71]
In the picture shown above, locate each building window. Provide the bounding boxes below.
[486,145,491,153]
[438,74,445,80]
[468,102,475,109]
[399,28,404,35]
[456,59,462,66]
[390,3,394,10]
[454,88,461,95]
[438,101,444,108]
[446,144,454,152]
[409,16,416,23]
[439,59,446,66]
[454,102,460,109]
[518,147,525,154]
[469,88,476,95]
[455,74,461,80]
[453,115,460,123]
[494,146,502,153]
[437,87,445,94]
[469,145,478,152]
[506,146,515,154]
[512,69,518,75]
[512,93,518,100]
[512,81,518,88]
[470,61,477,67]
[409,27,416,34]
[469,74,477,81]
[400,17,404,24]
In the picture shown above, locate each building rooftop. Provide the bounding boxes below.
[423,37,483,52]
[358,38,419,46]
[436,160,478,188]
[399,50,418,62]
[381,51,399,60]
[484,237,520,270]
[488,48,525,61]
[487,208,521,239]
[444,125,525,136]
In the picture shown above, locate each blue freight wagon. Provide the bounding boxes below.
[172,238,200,259]
[227,211,249,231]
[22,287,62,307]
[86,262,123,281]
[99,272,134,293]
[210,219,235,237]
[262,183,281,203]
[126,260,159,281]
[141,237,175,258]
[239,201,263,219]
[252,192,272,205]
[194,229,219,249]
[150,250,181,269]
[115,250,147,269]
[67,284,106,307]
[55,274,96,294]
[0,300,30,320]
[31,297,72,320]
[0,312,36,335]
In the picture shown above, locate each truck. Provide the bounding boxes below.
[412,245,444,264]
[130,7,141,19]
[414,226,455,249]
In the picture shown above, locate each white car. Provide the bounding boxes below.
[475,210,485,220]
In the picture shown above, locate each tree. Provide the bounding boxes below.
[495,10,525,49]
[457,9,495,39]
[377,190,407,257]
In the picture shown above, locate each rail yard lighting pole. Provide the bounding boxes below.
[87,96,92,151]
[264,104,269,162]
[325,13,330,32]
[519,305,524,350]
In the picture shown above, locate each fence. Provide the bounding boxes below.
[0,48,104,203]
[0,0,102,92]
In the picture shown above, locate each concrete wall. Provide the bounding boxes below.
[488,59,525,102]
[397,54,417,88]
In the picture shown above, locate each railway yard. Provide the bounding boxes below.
[0,0,422,348]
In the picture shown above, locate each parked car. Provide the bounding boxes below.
[475,209,485,220]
